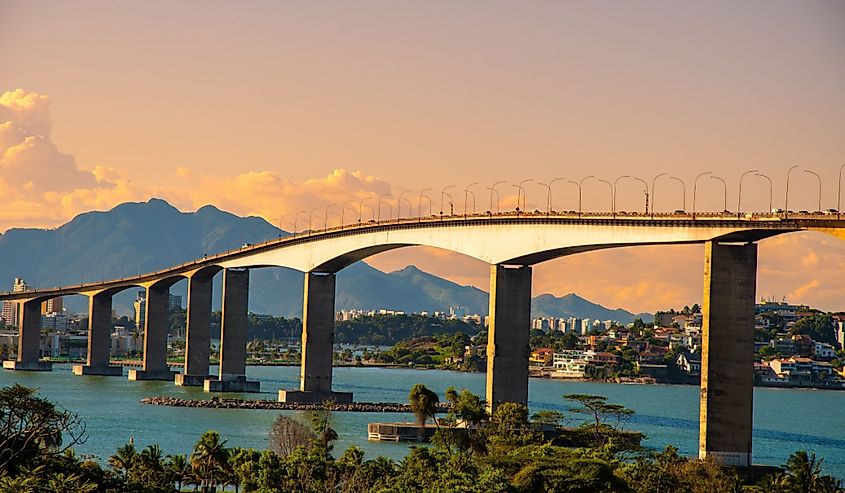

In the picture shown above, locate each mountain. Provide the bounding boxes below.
[532,293,651,324]
[0,199,646,322]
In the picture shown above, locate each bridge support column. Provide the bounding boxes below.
[486,264,532,411]
[3,299,51,371]
[204,269,259,392]
[129,284,176,381]
[279,272,352,403]
[73,293,122,376]
[176,273,213,387]
[699,241,757,467]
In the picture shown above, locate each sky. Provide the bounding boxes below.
[1,1,844,313]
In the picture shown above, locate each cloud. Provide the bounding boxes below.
[0,89,144,229]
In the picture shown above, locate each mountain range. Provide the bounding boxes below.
[0,199,650,323]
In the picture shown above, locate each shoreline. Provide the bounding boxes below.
[141,396,448,413]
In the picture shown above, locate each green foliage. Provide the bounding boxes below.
[564,394,635,446]
[790,314,838,346]
[335,314,481,346]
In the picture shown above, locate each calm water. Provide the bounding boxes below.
[1,365,843,478]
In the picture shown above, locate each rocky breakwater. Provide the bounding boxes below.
[141,396,450,413]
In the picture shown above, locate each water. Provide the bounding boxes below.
[1,365,843,478]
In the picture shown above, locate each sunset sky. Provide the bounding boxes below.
[2,1,844,312]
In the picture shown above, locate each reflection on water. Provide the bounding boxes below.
[1,364,842,477]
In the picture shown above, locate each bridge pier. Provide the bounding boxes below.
[175,273,213,387]
[486,264,532,411]
[279,272,352,403]
[699,241,757,467]
[129,283,177,381]
[3,299,51,371]
[204,269,259,392]
[73,292,122,376]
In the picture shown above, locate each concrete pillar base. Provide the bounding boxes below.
[203,376,260,393]
[699,450,750,467]
[174,373,208,387]
[3,360,52,371]
[278,390,353,404]
[128,369,177,381]
[72,364,123,376]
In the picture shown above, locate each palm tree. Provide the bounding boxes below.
[408,384,440,440]
[784,450,824,493]
[167,453,190,492]
[108,442,137,476]
[191,431,230,493]
[140,444,164,471]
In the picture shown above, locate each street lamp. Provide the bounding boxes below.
[612,175,631,215]
[464,182,479,217]
[598,179,613,214]
[539,177,565,214]
[293,209,306,234]
[669,176,686,212]
[488,181,505,213]
[440,186,455,216]
[277,214,290,236]
[692,171,712,218]
[631,177,649,214]
[839,164,845,219]
[323,204,336,230]
[709,175,727,213]
[398,191,413,219]
[651,173,668,217]
[359,197,373,223]
[804,169,822,212]
[341,199,357,227]
[513,179,533,212]
[737,169,759,218]
[377,193,393,222]
[419,189,432,217]
[755,173,773,214]
[569,175,594,216]
[308,206,321,231]
[784,165,799,217]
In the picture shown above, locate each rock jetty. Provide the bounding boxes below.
[141,396,450,413]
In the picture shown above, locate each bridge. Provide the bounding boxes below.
[3,209,845,467]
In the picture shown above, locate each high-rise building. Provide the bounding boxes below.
[168,294,182,311]
[1,278,32,327]
[133,291,146,331]
[41,297,63,315]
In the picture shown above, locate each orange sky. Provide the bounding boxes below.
[1,1,844,312]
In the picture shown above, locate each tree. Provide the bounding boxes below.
[781,450,842,493]
[790,314,837,346]
[108,441,137,477]
[191,431,230,493]
[564,394,635,445]
[408,384,440,428]
[167,453,191,492]
[0,384,87,472]
[268,415,316,457]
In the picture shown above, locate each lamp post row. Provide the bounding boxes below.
[281,165,845,232]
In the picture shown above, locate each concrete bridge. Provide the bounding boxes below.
[3,210,845,467]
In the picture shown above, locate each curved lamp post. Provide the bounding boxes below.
[803,169,822,212]
[692,171,712,218]
[293,209,307,234]
[377,193,393,222]
[464,182,479,217]
[737,169,759,218]
[308,206,321,232]
[488,181,505,213]
[418,188,432,217]
[539,177,565,214]
[397,191,412,219]
[358,197,373,223]
[513,179,533,212]
[651,173,668,217]
[323,203,336,230]
[440,185,455,217]
[709,175,727,213]
[839,164,845,219]
[340,199,358,227]
[569,175,594,217]
[669,176,686,212]
[631,177,649,214]
[612,175,631,215]
[784,165,799,217]
[755,173,773,215]
[598,179,613,215]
